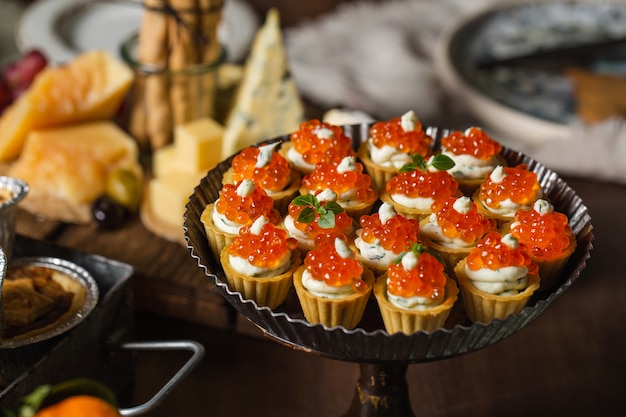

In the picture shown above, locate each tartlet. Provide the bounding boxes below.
[201,179,280,259]
[220,215,301,309]
[374,244,459,334]
[506,199,577,291]
[281,190,356,252]
[222,142,301,214]
[473,164,543,226]
[353,202,421,276]
[379,154,459,221]
[357,110,433,191]
[419,196,497,276]
[440,126,506,195]
[293,236,374,329]
[300,155,378,220]
[453,231,540,323]
[280,119,355,174]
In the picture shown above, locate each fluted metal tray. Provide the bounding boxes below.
[184,123,594,363]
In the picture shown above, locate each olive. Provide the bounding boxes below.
[92,195,127,230]
[106,168,141,212]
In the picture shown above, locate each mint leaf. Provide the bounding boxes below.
[292,194,318,208]
[323,201,344,215]
[318,211,336,229]
[429,154,455,171]
[399,154,427,173]
[297,207,316,224]
[399,162,418,173]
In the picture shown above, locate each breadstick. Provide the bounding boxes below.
[138,0,172,150]
[197,0,223,118]
[128,76,148,151]
[168,0,200,126]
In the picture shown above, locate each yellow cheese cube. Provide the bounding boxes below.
[152,144,177,179]
[174,117,224,173]
[149,171,205,227]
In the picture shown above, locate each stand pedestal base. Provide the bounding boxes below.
[343,363,415,417]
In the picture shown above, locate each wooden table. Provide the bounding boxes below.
[14,175,625,417]
[3,1,624,415]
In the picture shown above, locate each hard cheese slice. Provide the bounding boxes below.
[0,50,134,162]
[221,8,304,159]
[9,121,141,224]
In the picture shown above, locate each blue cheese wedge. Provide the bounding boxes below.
[221,8,305,159]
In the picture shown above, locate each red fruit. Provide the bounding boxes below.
[3,49,48,96]
[0,78,11,113]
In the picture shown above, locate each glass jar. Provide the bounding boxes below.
[119,34,226,153]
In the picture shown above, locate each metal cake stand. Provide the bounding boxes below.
[184,124,594,416]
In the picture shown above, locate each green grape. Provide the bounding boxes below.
[106,168,141,212]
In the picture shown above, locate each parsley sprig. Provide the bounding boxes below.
[292,194,344,229]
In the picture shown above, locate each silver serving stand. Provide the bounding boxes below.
[184,124,594,416]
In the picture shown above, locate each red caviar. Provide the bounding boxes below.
[510,208,573,260]
[290,120,355,166]
[386,251,446,301]
[369,117,433,157]
[466,231,538,274]
[441,127,502,160]
[386,169,458,199]
[359,212,420,254]
[215,182,280,226]
[231,146,292,192]
[478,165,541,208]
[227,222,298,268]
[430,197,497,244]
[287,201,353,238]
[301,159,377,204]
[304,240,366,290]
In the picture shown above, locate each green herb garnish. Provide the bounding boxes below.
[392,242,443,265]
[399,153,455,173]
[292,194,344,229]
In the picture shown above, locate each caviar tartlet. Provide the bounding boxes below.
[201,179,281,259]
[280,119,355,174]
[300,155,378,220]
[379,154,459,221]
[453,231,540,323]
[353,202,421,276]
[281,190,356,252]
[220,215,301,309]
[440,126,506,195]
[419,196,497,275]
[222,142,301,214]
[506,199,577,291]
[357,110,433,191]
[373,243,459,334]
[473,164,543,225]
[293,236,375,329]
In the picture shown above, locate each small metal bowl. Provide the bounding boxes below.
[0,256,99,349]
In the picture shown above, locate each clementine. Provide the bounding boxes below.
[33,395,120,417]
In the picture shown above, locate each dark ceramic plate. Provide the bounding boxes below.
[184,124,594,363]
[435,0,626,145]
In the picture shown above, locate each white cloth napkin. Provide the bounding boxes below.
[517,119,626,184]
[284,0,626,185]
